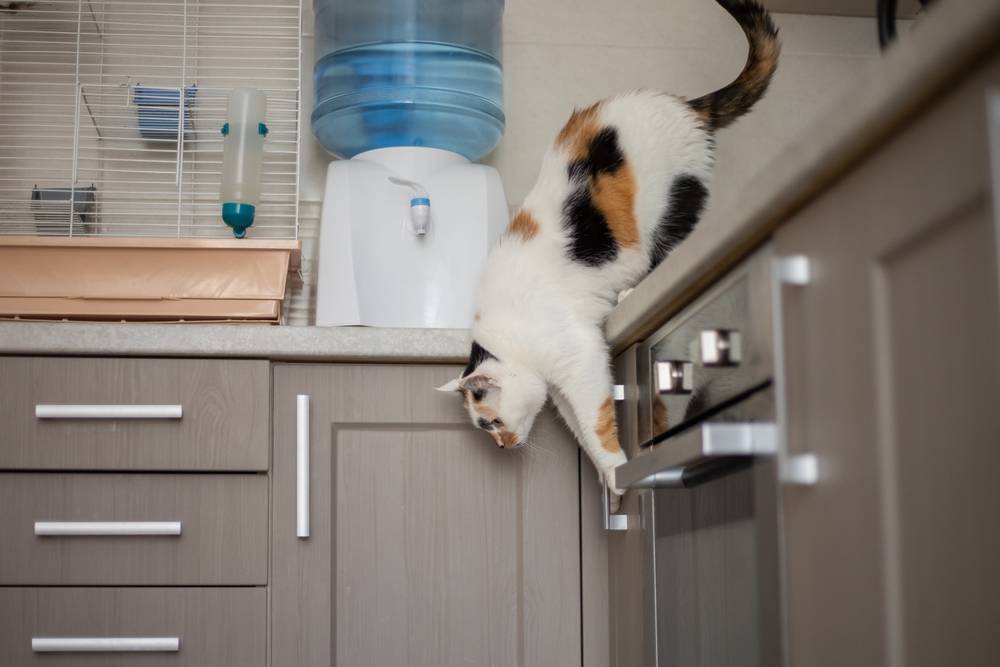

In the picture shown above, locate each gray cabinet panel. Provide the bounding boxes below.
[0,587,266,666]
[581,452,609,667]
[608,490,655,667]
[271,363,582,667]
[0,473,267,585]
[0,357,269,470]
[775,56,1000,667]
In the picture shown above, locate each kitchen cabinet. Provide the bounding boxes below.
[0,473,267,586]
[0,587,266,667]
[271,363,583,667]
[606,487,654,667]
[774,57,1000,666]
[0,355,269,664]
[0,356,269,470]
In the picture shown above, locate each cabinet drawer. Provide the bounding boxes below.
[0,587,265,666]
[0,356,269,471]
[0,473,267,585]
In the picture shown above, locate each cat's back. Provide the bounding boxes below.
[509,90,713,273]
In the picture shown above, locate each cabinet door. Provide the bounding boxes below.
[775,59,1000,666]
[271,363,582,667]
[607,489,655,667]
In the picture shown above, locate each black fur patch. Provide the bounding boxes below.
[649,175,708,268]
[563,186,618,266]
[562,127,625,266]
[567,127,625,182]
[462,340,496,378]
[585,127,625,175]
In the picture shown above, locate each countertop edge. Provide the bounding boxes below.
[0,323,472,363]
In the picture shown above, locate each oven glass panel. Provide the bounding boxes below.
[651,465,766,666]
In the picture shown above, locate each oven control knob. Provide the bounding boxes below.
[700,329,742,367]
[655,360,693,395]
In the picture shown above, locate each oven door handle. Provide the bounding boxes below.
[615,422,776,489]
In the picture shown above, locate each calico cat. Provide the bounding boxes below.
[438,0,780,497]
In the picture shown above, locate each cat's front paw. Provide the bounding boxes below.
[608,490,623,514]
[603,466,626,504]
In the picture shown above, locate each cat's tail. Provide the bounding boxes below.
[687,0,780,131]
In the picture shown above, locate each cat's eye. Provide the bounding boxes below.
[491,418,503,428]
[471,388,486,402]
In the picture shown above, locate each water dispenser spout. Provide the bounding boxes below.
[388,176,431,235]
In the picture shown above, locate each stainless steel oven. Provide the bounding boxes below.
[611,246,783,666]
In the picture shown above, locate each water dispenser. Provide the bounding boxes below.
[313,0,509,328]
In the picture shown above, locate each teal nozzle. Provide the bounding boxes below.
[222,202,255,238]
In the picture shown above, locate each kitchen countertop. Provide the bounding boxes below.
[0,0,997,362]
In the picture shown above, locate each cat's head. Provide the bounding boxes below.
[437,342,547,449]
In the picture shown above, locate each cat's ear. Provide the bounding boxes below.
[462,374,498,393]
[436,378,463,393]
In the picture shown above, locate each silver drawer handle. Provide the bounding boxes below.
[297,394,310,539]
[32,637,180,652]
[34,521,182,536]
[35,404,183,419]
[615,422,777,490]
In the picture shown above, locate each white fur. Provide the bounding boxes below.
[446,91,714,493]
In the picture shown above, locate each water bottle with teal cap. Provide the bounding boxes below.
[220,88,268,238]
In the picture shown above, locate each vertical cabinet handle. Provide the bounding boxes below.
[32,637,180,652]
[773,255,819,486]
[296,394,310,539]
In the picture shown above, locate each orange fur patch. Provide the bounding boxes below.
[507,210,540,241]
[556,101,603,159]
[653,398,668,433]
[474,405,497,421]
[691,106,712,127]
[596,397,621,453]
[591,163,639,248]
[499,430,519,448]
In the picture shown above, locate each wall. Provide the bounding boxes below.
[291,0,889,324]
[300,0,888,214]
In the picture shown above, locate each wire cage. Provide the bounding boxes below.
[0,0,301,239]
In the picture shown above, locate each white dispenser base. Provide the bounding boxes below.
[315,147,508,328]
